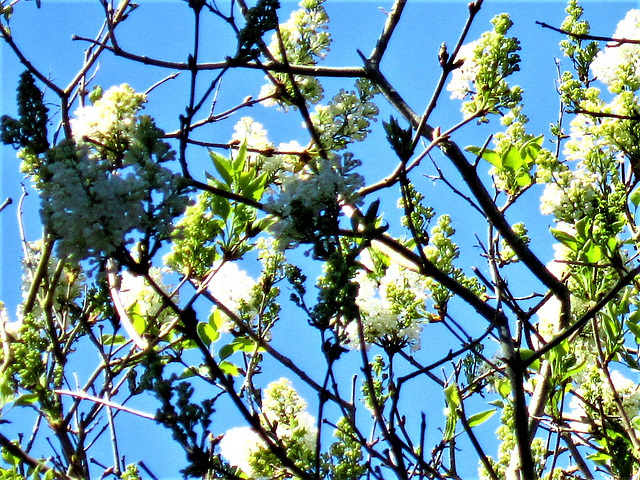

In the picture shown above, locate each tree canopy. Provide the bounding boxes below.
[2,1,640,479]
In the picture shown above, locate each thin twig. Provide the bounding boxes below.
[54,389,155,420]
[537,21,640,45]
[0,197,11,212]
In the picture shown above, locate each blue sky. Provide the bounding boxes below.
[1,1,638,478]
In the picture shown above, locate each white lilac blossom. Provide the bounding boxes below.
[232,117,271,149]
[591,10,640,92]
[346,264,429,352]
[39,88,189,264]
[447,41,481,100]
[71,84,146,159]
[310,80,379,151]
[259,0,330,107]
[266,153,363,250]
[117,268,176,326]
[218,427,265,478]
[263,140,307,173]
[207,261,257,330]
[564,91,640,167]
[39,144,146,261]
[261,378,317,445]
[569,367,640,430]
[539,168,599,223]
[219,378,317,478]
[446,14,522,119]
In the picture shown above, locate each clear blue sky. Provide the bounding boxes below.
[0,1,637,478]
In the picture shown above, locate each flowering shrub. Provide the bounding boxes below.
[4,1,640,480]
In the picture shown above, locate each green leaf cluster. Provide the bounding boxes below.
[0,71,49,155]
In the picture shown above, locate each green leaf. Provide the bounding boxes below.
[561,359,587,382]
[581,239,603,263]
[466,145,501,167]
[211,193,231,220]
[210,151,234,185]
[444,383,461,409]
[495,377,511,398]
[246,173,268,201]
[515,172,532,187]
[14,393,39,407]
[517,348,540,371]
[89,85,103,104]
[518,134,543,161]
[219,361,240,376]
[631,189,640,207]
[100,334,126,346]
[197,322,219,347]
[238,171,253,193]
[502,147,525,170]
[219,337,256,360]
[129,302,147,335]
[466,408,497,428]
[574,216,591,240]
[209,308,225,331]
[550,227,578,251]
[232,141,248,172]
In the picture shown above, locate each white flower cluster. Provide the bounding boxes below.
[40,145,146,262]
[219,378,317,478]
[207,261,257,330]
[232,117,272,151]
[446,14,522,119]
[260,0,330,107]
[71,84,146,158]
[219,426,265,477]
[569,367,640,429]
[118,267,176,326]
[40,87,189,264]
[346,264,428,352]
[266,153,363,249]
[591,10,640,92]
[564,91,640,167]
[310,80,379,151]
[539,167,600,223]
[231,116,277,172]
[263,139,307,173]
[447,41,480,100]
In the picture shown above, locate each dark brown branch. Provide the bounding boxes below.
[71,34,365,77]
[0,197,12,213]
[537,21,640,45]
[369,0,407,65]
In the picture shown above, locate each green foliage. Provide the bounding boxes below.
[559,0,599,83]
[237,0,280,60]
[323,418,366,480]
[383,116,413,162]
[6,1,640,479]
[168,144,269,277]
[0,71,49,155]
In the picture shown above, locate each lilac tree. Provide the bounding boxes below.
[1,0,640,479]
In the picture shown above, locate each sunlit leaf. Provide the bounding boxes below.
[100,334,126,346]
[466,145,501,167]
[197,322,219,347]
[219,361,240,376]
[210,151,234,185]
[466,408,497,428]
[14,393,39,406]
